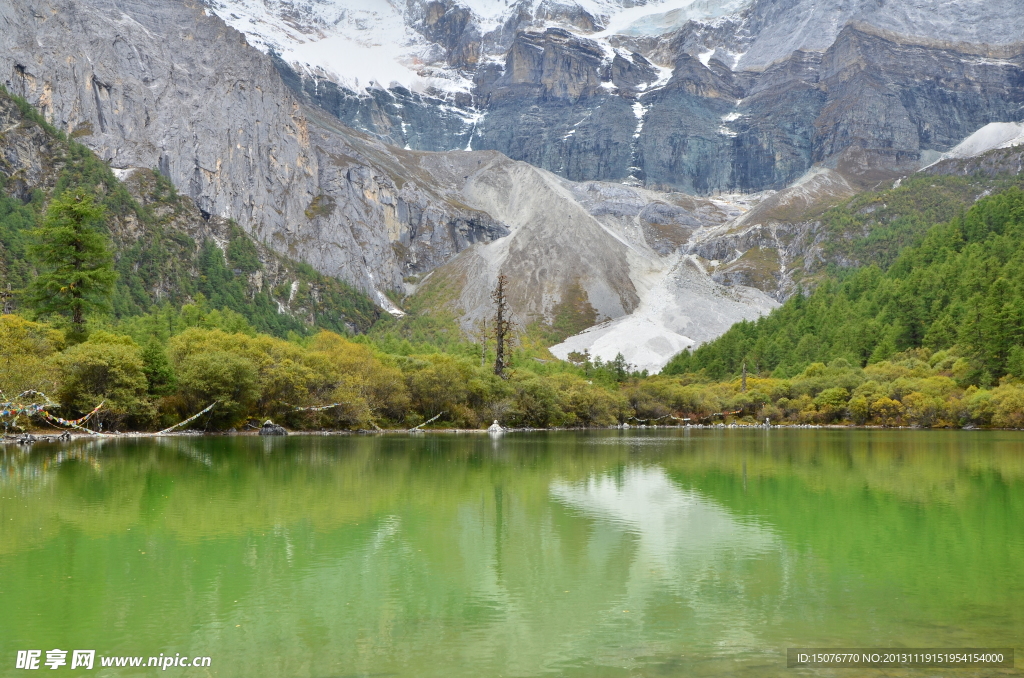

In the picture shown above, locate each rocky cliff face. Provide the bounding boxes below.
[477,27,1023,193]
[812,28,1024,183]
[737,0,1024,70]
[273,53,478,154]
[472,20,1023,193]
[0,89,380,332]
[228,0,1024,195]
[0,0,507,305]
[0,96,63,202]
[925,147,1024,179]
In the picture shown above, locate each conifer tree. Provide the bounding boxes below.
[28,190,116,339]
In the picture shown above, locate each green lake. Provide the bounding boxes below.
[1,429,1022,677]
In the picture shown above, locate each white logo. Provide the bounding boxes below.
[71,651,95,670]
[15,651,41,670]
[44,650,67,670]
[16,650,95,670]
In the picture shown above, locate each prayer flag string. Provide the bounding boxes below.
[158,401,217,435]
[288,402,345,412]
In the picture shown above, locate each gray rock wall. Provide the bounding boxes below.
[277,11,1024,195]
[0,0,507,297]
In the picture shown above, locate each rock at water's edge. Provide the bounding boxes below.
[259,421,288,436]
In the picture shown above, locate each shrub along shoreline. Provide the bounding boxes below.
[5,309,1024,435]
[0,422,956,447]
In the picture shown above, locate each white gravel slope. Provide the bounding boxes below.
[550,255,778,373]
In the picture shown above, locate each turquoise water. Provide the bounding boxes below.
[1,429,1022,676]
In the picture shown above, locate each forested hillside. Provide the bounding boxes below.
[666,187,1024,386]
[810,174,1022,273]
[0,87,378,337]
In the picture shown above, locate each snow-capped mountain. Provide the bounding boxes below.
[209,0,1024,93]
[206,0,1024,197]
[205,0,747,93]
[206,0,474,94]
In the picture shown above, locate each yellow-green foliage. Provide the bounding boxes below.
[639,349,1024,428]
[160,325,632,430]
[56,331,154,430]
[302,331,409,427]
[168,328,304,428]
[546,373,626,427]
[9,316,1024,432]
[404,353,490,425]
[0,315,63,396]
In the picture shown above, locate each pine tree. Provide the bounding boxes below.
[28,191,116,339]
[611,353,630,381]
[141,337,176,395]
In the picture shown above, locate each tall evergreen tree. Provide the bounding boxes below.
[28,190,116,339]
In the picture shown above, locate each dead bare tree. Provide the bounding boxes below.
[492,274,515,379]
[476,317,489,368]
[1,283,12,315]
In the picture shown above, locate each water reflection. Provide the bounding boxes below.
[0,431,1022,678]
[551,466,777,559]
[552,466,785,656]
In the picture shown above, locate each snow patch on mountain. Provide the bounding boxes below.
[934,122,1024,162]
[593,0,748,37]
[205,0,752,95]
[206,0,473,92]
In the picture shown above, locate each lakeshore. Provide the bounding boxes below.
[0,420,1006,447]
